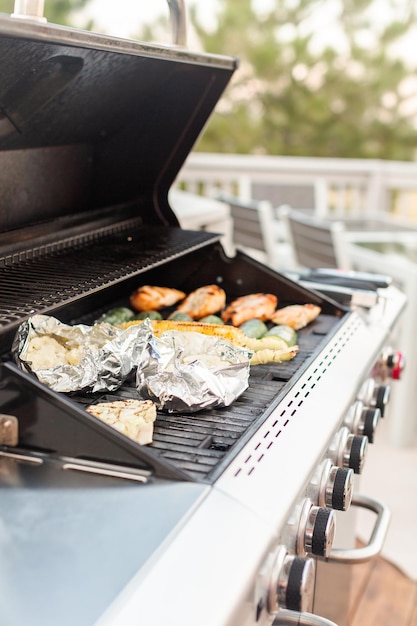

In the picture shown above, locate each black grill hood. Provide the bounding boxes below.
[0,14,237,241]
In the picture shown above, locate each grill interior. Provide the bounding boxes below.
[71,316,337,482]
[0,222,346,484]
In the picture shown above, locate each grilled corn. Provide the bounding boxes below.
[119,319,298,363]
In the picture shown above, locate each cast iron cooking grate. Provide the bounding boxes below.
[74,318,334,482]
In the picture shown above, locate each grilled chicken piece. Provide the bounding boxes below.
[270,304,321,330]
[86,399,157,445]
[176,284,226,320]
[221,293,278,327]
[130,285,186,311]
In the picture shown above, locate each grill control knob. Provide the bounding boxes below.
[328,427,368,474]
[297,500,336,558]
[374,348,405,380]
[307,459,354,511]
[344,400,380,443]
[323,465,353,511]
[344,433,368,474]
[357,378,391,417]
[268,548,316,615]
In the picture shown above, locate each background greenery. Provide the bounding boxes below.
[1,0,417,160]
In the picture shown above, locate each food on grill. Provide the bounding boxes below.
[221,293,278,326]
[250,347,298,365]
[270,304,321,330]
[26,335,83,369]
[120,319,298,364]
[176,284,226,319]
[168,311,194,321]
[95,307,135,326]
[265,325,298,346]
[239,318,268,339]
[86,399,157,445]
[199,315,224,325]
[130,285,186,311]
[135,310,163,320]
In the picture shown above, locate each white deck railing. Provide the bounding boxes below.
[176,153,417,222]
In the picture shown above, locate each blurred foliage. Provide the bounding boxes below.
[2,0,417,160]
[189,0,417,160]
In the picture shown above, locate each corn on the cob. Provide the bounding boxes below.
[120,319,249,346]
[251,347,298,365]
[119,319,298,364]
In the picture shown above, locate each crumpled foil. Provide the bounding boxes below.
[13,314,152,393]
[136,330,252,413]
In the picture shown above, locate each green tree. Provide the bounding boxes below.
[190,0,417,160]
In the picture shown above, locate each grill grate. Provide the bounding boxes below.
[75,315,337,481]
[0,226,217,329]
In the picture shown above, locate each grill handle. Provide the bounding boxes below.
[167,0,187,46]
[275,609,338,626]
[11,0,188,46]
[326,493,391,564]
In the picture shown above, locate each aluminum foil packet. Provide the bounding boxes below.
[136,329,252,413]
[13,314,152,393]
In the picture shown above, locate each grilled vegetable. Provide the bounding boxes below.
[96,307,135,326]
[265,325,298,347]
[251,347,298,365]
[199,315,224,325]
[134,310,163,320]
[239,318,268,339]
[119,319,298,365]
[168,311,194,321]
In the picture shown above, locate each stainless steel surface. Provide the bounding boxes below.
[11,0,46,22]
[11,0,187,46]
[275,609,338,626]
[167,0,187,46]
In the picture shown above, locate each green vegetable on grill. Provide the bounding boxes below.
[168,311,194,321]
[198,315,224,325]
[134,310,163,320]
[96,307,136,326]
[239,318,268,339]
[265,325,298,346]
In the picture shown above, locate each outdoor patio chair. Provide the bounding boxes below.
[219,196,295,270]
[277,205,352,269]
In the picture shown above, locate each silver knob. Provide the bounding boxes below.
[344,400,380,443]
[329,427,368,475]
[357,378,391,417]
[268,548,316,615]
[323,465,354,511]
[297,501,336,558]
[308,460,353,511]
[343,434,368,474]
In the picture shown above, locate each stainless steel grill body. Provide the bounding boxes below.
[0,13,406,626]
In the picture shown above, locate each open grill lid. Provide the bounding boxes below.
[0,12,237,243]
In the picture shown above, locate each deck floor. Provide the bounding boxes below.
[349,553,417,625]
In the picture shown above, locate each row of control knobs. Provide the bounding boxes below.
[265,371,397,620]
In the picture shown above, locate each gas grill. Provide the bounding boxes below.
[0,4,406,626]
